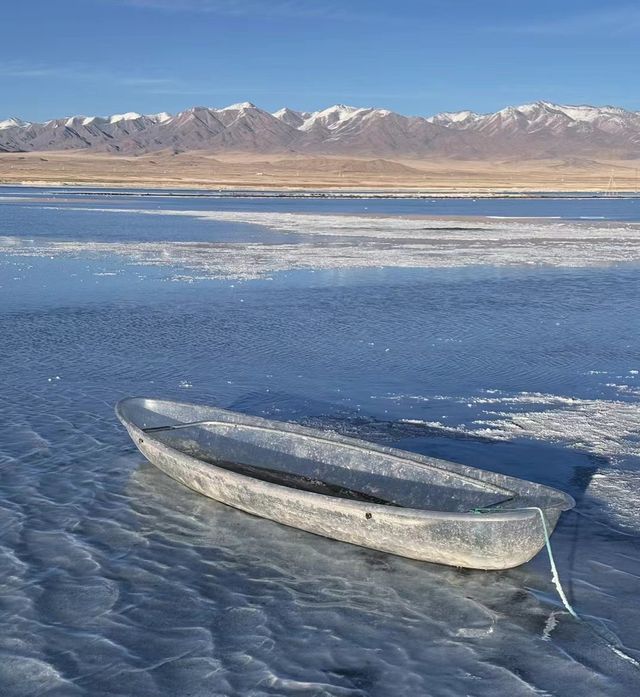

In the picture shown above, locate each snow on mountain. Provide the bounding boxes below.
[220,102,256,111]
[299,105,369,132]
[1,101,639,158]
[430,101,640,134]
[0,117,30,130]
[427,110,479,126]
[109,112,143,123]
[149,112,173,124]
[65,116,92,127]
[272,107,312,129]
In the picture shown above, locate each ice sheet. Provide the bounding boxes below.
[3,207,640,280]
[398,390,640,460]
[1,200,640,695]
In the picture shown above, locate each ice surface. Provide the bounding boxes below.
[2,208,640,280]
[1,197,640,694]
[400,390,640,460]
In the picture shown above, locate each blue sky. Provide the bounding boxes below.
[2,0,639,120]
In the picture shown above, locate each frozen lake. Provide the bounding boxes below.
[1,188,639,695]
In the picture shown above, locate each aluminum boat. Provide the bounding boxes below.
[117,397,575,569]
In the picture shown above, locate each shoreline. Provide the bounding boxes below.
[1,181,639,199]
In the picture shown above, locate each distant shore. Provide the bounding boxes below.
[2,184,639,200]
[1,151,639,196]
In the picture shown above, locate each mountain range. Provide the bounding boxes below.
[2,101,639,160]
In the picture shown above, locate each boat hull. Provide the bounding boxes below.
[117,398,573,570]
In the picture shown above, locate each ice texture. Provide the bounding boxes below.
[1,196,640,694]
[2,208,640,280]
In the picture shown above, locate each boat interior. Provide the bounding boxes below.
[119,398,574,514]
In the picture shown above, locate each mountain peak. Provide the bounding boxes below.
[273,107,311,128]
[0,117,30,130]
[221,102,257,111]
[149,112,173,123]
[273,107,302,117]
[109,112,143,123]
[300,104,367,132]
[319,104,363,116]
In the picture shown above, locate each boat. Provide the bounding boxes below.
[116,397,575,570]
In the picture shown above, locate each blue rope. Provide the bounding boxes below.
[473,505,640,669]
[471,505,577,616]
[524,506,578,618]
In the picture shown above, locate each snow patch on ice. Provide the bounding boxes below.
[399,390,640,460]
[3,209,640,282]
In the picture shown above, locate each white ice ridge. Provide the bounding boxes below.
[52,204,640,239]
[395,390,640,460]
[13,207,640,276]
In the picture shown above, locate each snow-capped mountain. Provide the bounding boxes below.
[427,101,640,138]
[0,117,30,130]
[271,107,312,129]
[1,101,639,158]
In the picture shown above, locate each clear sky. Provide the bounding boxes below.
[2,0,639,121]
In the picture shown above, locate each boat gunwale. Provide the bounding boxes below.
[116,397,575,518]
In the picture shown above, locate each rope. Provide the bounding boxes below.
[525,506,578,618]
[472,505,640,669]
